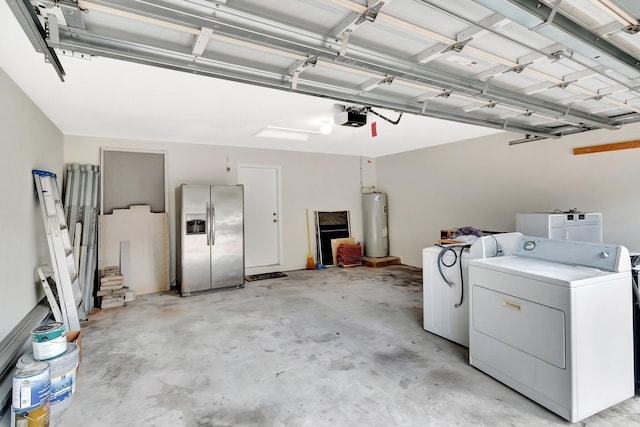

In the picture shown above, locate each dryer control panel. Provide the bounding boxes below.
[513,236,629,272]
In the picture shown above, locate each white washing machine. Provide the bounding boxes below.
[469,236,633,423]
[422,233,522,347]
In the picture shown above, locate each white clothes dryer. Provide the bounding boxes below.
[422,232,522,347]
[469,236,633,423]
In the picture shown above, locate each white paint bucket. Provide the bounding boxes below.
[12,362,50,410]
[31,322,67,361]
[17,344,80,414]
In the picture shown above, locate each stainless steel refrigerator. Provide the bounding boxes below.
[178,184,244,295]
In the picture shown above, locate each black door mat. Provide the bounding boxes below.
[245,272,287,282]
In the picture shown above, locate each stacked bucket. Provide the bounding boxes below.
[12,362,50,427]
[11,322,80,426]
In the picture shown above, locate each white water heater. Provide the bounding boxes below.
[362,193,389,257]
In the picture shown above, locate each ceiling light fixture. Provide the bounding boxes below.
[255,124,333,141]
[255,127,309,141]
[320,122,334,135]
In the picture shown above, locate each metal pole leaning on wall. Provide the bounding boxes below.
[82,165,100,315]
[64,164,100,316]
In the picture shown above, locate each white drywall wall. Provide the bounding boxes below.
[377,125,640,267]
[65,136,364,280]
[0,68,63,340]
[359,157,377,192]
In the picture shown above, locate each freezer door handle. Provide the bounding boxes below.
[211,205,216,246]
[206,201,211,246]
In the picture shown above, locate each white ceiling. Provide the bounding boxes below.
[0,1,502,158]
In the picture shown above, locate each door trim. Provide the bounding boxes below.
[237,164,283,275]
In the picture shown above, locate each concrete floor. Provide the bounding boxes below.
[52,265,640,426]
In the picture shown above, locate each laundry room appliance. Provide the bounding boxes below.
[468,236,633,423]
[515,212,602,243]
[631,252,640,393]
[178,184,245,296]
[422,232,522,347]
[362,193,388,258]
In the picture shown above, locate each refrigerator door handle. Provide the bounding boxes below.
[211,205,216,246]
[206,201,211,246]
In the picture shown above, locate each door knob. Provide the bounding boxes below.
[273,219,278,223]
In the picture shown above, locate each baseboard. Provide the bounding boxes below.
[0,299,50,420]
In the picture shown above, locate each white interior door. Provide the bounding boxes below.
[238,165,281,270]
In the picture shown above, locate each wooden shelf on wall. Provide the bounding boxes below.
[574,140,640,155]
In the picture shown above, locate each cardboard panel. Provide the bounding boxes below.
[98,205,169,295]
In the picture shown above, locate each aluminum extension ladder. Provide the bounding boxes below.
[33,170,83,331]
[37,265,63,324]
